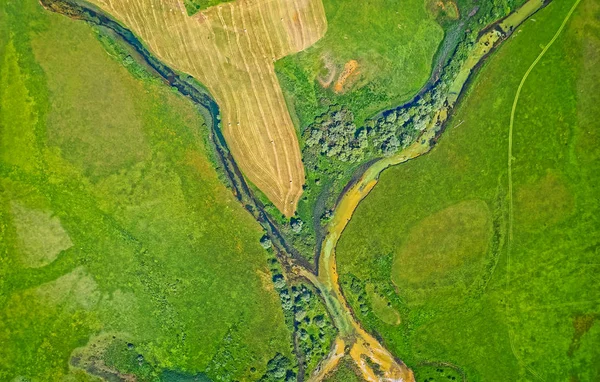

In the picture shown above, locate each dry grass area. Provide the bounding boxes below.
[427,0,460,21]
[88,0,328,216]
[316,54,336,88]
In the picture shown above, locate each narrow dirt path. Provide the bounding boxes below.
[505,1,581,380]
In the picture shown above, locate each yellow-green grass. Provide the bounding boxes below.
[391,200,491,290]
[86,0,328,217]
[427,0,460,21]
[0,1,292,380]
[275,0,444,127]
[0,39,40,173]
[366,283,400,326]
[32,13,150,179]
[337,0,600,379]
[184,0,234,15]
[323,356,363,382]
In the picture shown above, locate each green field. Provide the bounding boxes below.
[0,1,293,380]
[337,0,600,380]
[275,0,444,128]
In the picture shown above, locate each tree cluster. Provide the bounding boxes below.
[303,105,366,163]
[260,353,296,382]
[290,283,337,378]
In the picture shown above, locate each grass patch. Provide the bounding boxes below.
[10,201,73,268]
[276,0,444,127]
[413,363,463,382]
[31,15,151,180]
[0,38,41,173]
[0,1,292,380]
[183,0,233,15]
[390,200,491,289]
[337,0,600,379]
[366,283,400,326]
[323,357,363,382]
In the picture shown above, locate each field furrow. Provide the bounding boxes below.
[239,7,296,202]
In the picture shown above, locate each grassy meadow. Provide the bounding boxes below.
[323,357,362,382]
[0,1,293,380]
[275,0,444,128]
[337,0,600,380]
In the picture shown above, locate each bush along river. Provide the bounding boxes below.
[41,0,548,380]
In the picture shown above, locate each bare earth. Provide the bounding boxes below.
[87,0,328,216]
[333,59,359,93]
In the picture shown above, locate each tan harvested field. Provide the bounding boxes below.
[88,0,327,216]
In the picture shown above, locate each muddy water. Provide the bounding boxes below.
[306,132,436,382]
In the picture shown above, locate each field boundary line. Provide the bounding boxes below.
[506,0,582,380]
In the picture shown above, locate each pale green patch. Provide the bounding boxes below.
[31,18,149,178]
[515,171,574,230]
[10,201,73,268]
[366,283,400,326]
[35,267,100,310]
[391,200,491,287]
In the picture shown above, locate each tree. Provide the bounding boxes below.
[313,315,326,328]
[272,274,286,289]
[260,235,272,249]
[290,218,303,233]
[295,309,307,322]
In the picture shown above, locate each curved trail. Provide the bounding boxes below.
[505,0,581,379]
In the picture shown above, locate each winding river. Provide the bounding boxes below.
[42,0,548,380]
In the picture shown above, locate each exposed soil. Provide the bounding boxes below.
[334,60,359,93]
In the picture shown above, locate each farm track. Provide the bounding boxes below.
[86,0,327,216]
[505,0,581,379]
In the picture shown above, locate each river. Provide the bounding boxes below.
[41,0,548,380]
